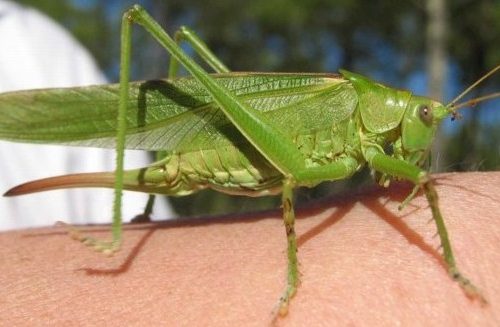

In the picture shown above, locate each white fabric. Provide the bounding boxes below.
[0,1,173,230]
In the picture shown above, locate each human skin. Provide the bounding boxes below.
[0,172,499,326]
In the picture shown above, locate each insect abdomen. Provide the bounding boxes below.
[152,144,283,197]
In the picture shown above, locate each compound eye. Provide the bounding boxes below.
[419,104,433,125]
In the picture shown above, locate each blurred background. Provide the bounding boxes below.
[14,0,500,218]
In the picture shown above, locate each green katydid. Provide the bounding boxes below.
[0,4,499,315]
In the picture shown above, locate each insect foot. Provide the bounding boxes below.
[278,287,297,316]
[449,267,488,306]
[58,221,121,256]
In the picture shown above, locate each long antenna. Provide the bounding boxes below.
[451,92,500,111]
[447,64,500,108]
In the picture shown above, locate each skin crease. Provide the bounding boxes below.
[0,172,499,326]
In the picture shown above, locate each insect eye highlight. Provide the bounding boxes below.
[418,104,433,125]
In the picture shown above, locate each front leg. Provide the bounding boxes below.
[365,147,486,303]
[422,181,486,304]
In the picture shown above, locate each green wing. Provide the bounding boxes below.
[0,73,356,152]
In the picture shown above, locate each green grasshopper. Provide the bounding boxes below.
[1,4,499,315]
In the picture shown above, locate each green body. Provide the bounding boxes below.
[0,5,487,315]
[0,73,351,195]
[0,72,444,196]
